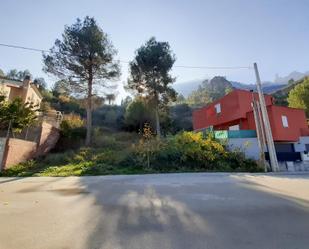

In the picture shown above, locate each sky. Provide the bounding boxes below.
[0,0,309,102]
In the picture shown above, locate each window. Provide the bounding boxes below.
[281,115,288,128]
[215,103,221,114]
[229,124,240,131]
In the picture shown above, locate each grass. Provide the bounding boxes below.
[0,148,140,177]
[0,149,197,177]
[0,131,262,177]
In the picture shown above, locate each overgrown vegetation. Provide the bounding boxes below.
[0,96,38,132]
[288,77,309,116]
[0,16,277,177]
[0,130,262,177]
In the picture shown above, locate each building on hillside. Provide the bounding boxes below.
[0,75,43,108]
[0,76,63,170]
[192,89,309,169]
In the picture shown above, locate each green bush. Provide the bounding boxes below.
[130,131,260,172]
[1,131,261,177]
[54,114,86,152]
[60,114,86,138]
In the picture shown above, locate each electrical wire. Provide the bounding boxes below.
[0,43,252,69]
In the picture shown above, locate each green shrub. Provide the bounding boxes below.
[129,131,259,172]
[60,114,86,138]
[1,131,261,177]
[41,151,74,165]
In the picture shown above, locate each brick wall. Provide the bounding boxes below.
[3,138,37,169]
[1,121,60,169]
[36,121,60,156]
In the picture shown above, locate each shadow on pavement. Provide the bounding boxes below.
[77,174,309,249]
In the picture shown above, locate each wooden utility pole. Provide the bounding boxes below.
[251,96,267,171]
[253,63,279,172]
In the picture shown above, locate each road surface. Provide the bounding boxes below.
[0,173,309,249]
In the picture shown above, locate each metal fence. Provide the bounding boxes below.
[0,111,63,143]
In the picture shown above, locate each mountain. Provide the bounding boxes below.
[174,78,287,97]
[204,76,233,101]
[173,80,202,97]
[185,76,234,107]
[272,76,309,106]
[230,81,286,94]
[274,71,309,84]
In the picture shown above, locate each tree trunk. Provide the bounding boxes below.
[85,77,93,146]
[155,106,161,138]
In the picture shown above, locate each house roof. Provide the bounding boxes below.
[0,75,23,87]
[0,75,43,99]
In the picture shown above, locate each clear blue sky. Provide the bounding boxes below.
[1,0,308,100]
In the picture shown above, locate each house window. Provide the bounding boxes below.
[229,124,240,131]
[215,103,221,114]
[281,115,288,128]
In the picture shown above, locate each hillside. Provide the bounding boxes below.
[173,80,202,97]
[274,71,309,84]
[230,81,286,94]
[174,78,287,97]
[272,77,308,106]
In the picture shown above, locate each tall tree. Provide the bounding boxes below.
[7,69,32,81]
[33,77,47,90]
[124,97,153,131]
[127,37,177,137]
[52,80,70,97]
[105,93,116,105]
[288,77,309,116]
[43,16,120,145]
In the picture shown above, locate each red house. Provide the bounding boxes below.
[193,89,309,142]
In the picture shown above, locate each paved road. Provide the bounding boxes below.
[0,173,309,249]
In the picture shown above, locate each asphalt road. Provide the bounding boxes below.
[0,173,309,249]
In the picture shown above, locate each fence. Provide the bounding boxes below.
[0,112,62,170]
[0,111,62,142]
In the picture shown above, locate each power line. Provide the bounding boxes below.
[0,42,252,70]
[0,43,49,53]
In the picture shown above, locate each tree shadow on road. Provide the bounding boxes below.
[77,174,309,249]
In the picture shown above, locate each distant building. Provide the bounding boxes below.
[0,76,63,170]
[193,89,309,142]
[193,89,309,167]
[0,75,43,108]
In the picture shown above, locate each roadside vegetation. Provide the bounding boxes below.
[5,15,309,177]
[0,128,261,177]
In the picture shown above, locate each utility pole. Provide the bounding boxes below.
[251,91,267,171]
[253,63,279,172]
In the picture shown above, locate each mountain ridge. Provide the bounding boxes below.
[173,71,309,97]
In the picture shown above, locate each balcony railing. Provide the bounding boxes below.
[37,111,63,128]
[214,130,257,139]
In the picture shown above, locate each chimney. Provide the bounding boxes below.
[23,75,31,88]
[22,75,31,103]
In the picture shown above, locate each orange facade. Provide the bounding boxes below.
[193,89,309,142]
